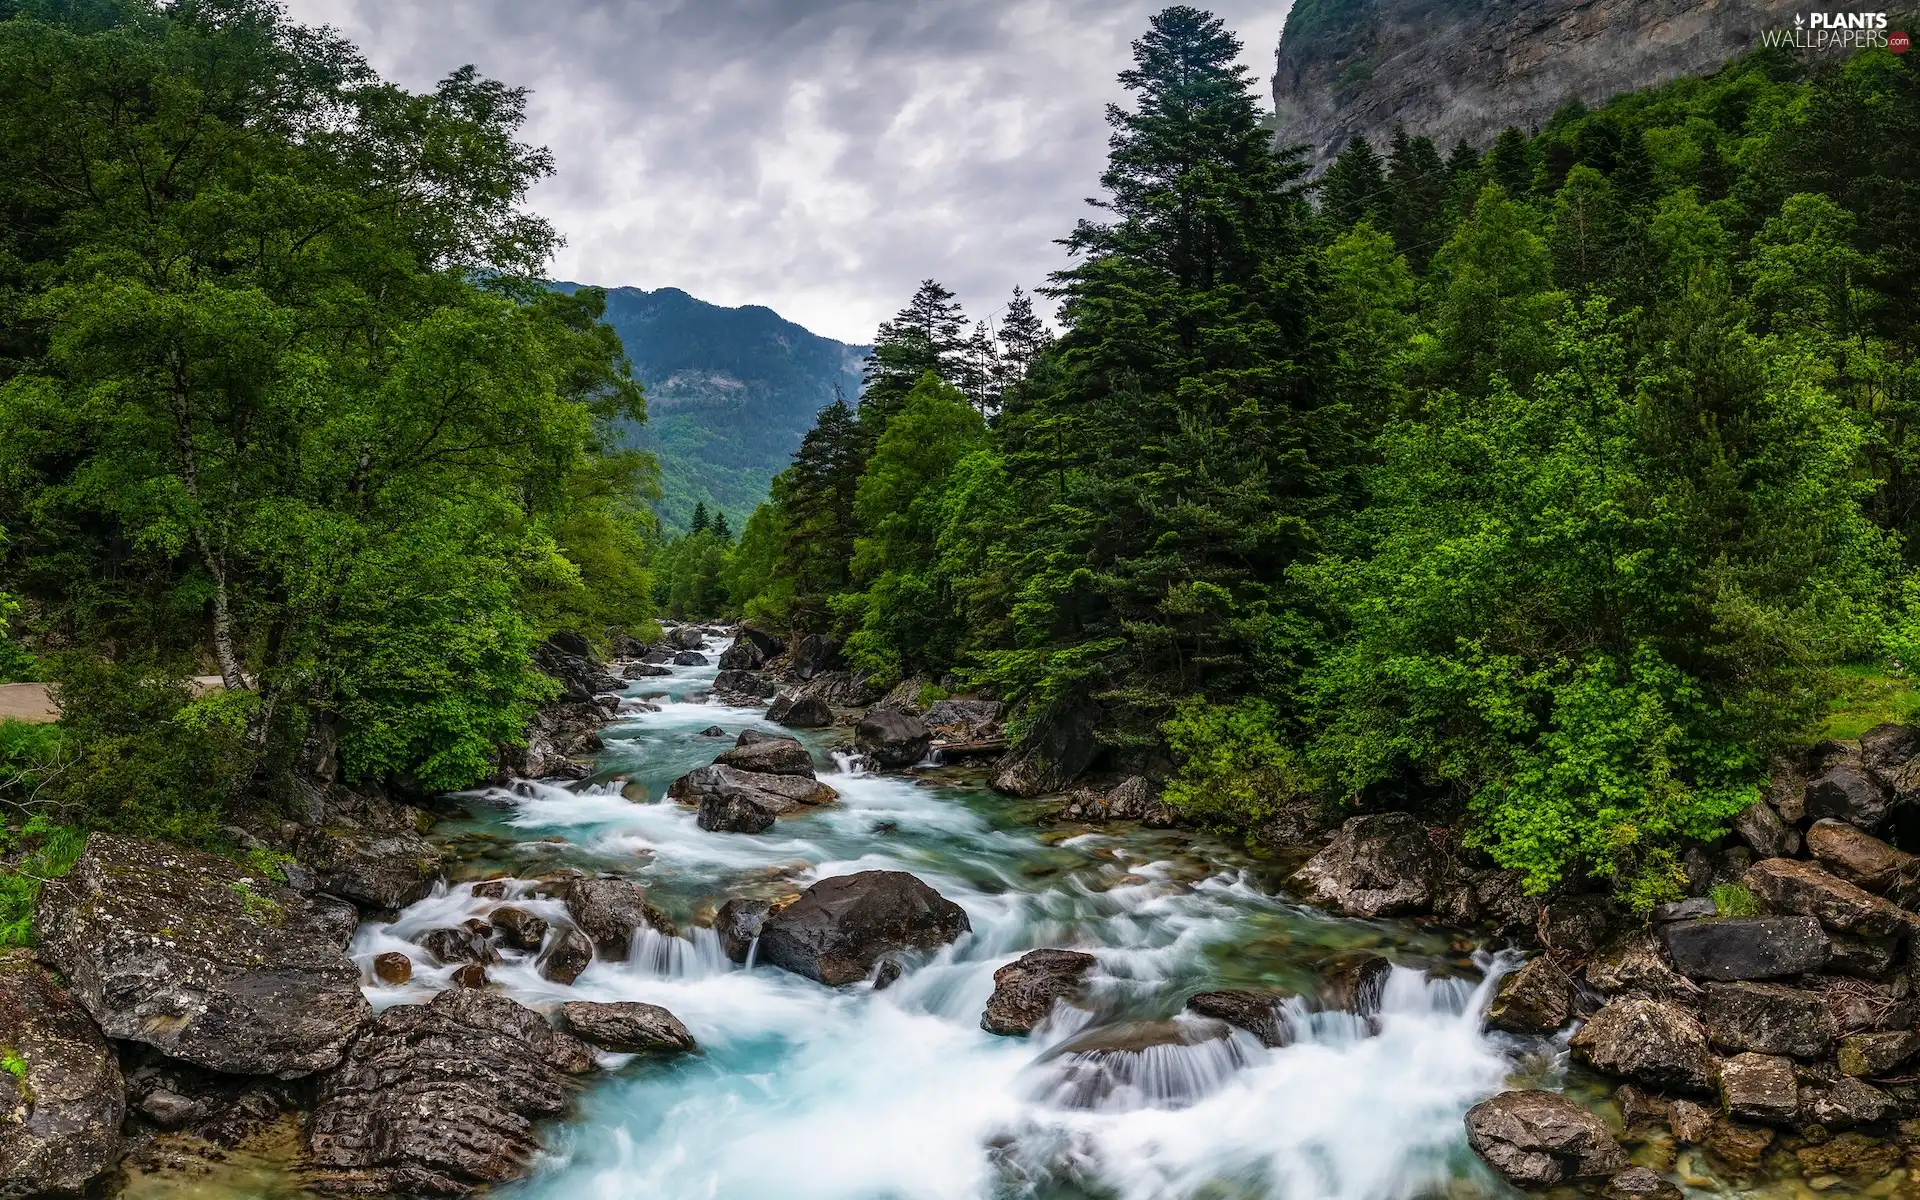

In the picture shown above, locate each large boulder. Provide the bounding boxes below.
[1604,1167,1684,1200]
[713,738,816,778]
[0,951,124,1199]
[667,764,838,833]
[556,1001,695,1054]
[712,669,776,699]
[666,626,706,651]
[989,694,1101,797]
[1742,857,1914,939]
[1568,996,1714,1092]
[1660,916,1829,980]
[980,949,1098,1036]
[564,878,674,961]
[923,698,1005,734]
[717,637,766,671]
[1487,957,1574,1034]
[1292,813,1436,918]
[534,638,623,702]
[1702,982,1834,1058]
[295,825,441,911]
[1184,989,1294,1048]
[307,989,594,1196]
[1464,1090,1628,1189]
[536,927,593,985]
[767,690,833,729]
[671,650,709,667]
[855,707,932,769]
[789,633,844,679]
[736,624,788,662]
[33,834,370,1078]
[1806,818,1917,894]
[756,871,971,986]
[1804,763,1894,829]
[1316,953,1394,1019]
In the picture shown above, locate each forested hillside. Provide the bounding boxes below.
[554,283,867,532]
[0,0,656,892]
[672,10,1920,907]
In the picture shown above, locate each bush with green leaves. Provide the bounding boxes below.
[1159,698,1311,829]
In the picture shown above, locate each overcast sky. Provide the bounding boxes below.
[279,0,1295,343]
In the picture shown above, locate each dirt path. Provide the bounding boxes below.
[0,678,226,724]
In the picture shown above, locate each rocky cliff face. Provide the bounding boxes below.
[1271,0,1799,163]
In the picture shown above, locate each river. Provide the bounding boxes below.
[117,641,1634,1199]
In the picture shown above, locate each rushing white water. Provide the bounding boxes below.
[349,639,1537,1200]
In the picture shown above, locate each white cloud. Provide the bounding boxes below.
[281,0,1294,342]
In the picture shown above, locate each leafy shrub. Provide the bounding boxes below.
[0,818,86,947]
[1160,698,1311,829]
[1711,881,1760,917]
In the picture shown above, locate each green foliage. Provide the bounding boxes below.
[0,817,85,948]
[1711,881,1760,917]
[1,1047,24,1078]
[1160,699,1310,827]
[0,0,658,821]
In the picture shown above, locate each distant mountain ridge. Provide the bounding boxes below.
[555,283,868,531]
[1271,0,1799,165]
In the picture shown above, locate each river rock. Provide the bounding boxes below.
[557,1001,695,1054]
[1317,953,1393,1018]
[0,951,125,1200]
[1805,763,1894,829]
[718,637,766,671]
[371,952,412,985]
[536,927,593,984]
[735,624,788,662]
[450,963,487,988]
[715,898,773,963]
[535,636,624,701]
[488,906,549,952]
[1743,857,1914,938]
[1704,1117,1774,1172]
[417,925,497,965]
[33,834,371,1079]
[1718,1052,1799,1123]
[1661,915,1829,980]
[923,698,1004,733]
[669,764,838,833]
[1731,798,1800,859]
[855,708,932,769]
[713,738,817,777]
[768,689,833,729]
[1803,1075,1894,1129]
[671,650,708,666]
[1035,1018,1250,1110]
[1838,1030,1920,1077]
[1568,996,1714,1092]
[1668,1099,1716,1144]
[565,878,674,961]
[1796,1130,1900,1178]
[980,949,1098,1036]
[1463,1089,1628,1188]
[788,633,843,679]
[1487,956,1574,1034]
[307,989,594,1196]
[1537,895,1616,957]
[989,693,1100,796]
[623,661,672,678]
[712,669,775,698]
[295,825,441,911]
[1585,929,1687,995]
[1292,813,1435,918]
[1603,1167,1683,1200]
[1184,989,1293,1048]
[1806,818,1917,894]
[666,626,706,651]
[756,870,971,986]
[1702,982,1833,1058]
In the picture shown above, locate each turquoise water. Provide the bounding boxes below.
[346,644,1536,1200]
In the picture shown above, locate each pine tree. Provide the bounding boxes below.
[1696,137,1732,203]
[994,4,1333,726]
[688,501,710,535]
[859,280,968,436]
[777,397,867,627]
[1319,135,1388,228]
[711,510,732,543]
[1488,126,1533,198]
[957,321,999,413]
[1388,126,1448,273]
[1446,138,1480,176]
[996,286,1051,380]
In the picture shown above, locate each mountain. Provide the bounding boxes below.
[1271,0,1797,164]
[557,284,868,531]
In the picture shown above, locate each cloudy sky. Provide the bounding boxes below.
[280,0,1296,343]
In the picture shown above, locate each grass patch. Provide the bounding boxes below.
[1820,664,1920,740]
[1710,881,1759,917]
[0,820,86,948]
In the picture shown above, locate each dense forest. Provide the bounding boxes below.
[0,0,659,934]
[657,7,1920,906]
[2,0,1917,925]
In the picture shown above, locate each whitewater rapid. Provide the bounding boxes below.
[349,642,1540,1200]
